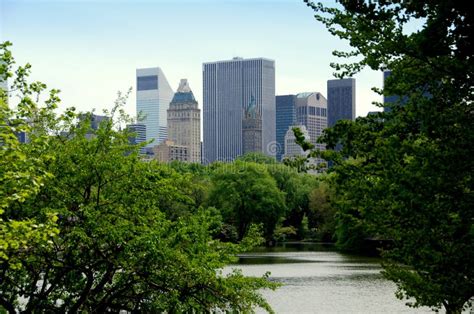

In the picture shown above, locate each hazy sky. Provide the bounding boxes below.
[1,0,383,118]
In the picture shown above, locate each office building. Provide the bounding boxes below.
[136,67,174,148]
[126,123,146,153]
[276,95,297,161]
[283,125,310,159]
[327,78,356,127]
[203,57,275,163]
[167,79,201,163]
[296,92,328,167]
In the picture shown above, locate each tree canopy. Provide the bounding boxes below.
[304,0,473,313]
[207,161,286,243]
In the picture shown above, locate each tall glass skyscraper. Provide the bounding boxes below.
[203,57,275,163]
[276,95,297,161]
[136,67,174,148]
[327,78,356,127]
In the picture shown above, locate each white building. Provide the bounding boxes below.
[296,92,328,166]
[136,67,174,148]
[283,125,310,159]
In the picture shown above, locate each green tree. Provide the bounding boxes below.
[237,152,277,165]
[207,161,286,242]
[307,179,336,243]
[0,43,278,313]
[304,0,473,312]
[0,41,60,269]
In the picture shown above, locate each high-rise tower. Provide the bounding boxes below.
[136,67,174,147]
[327,78,356,127]
[203,57,275,163]
[275,95,297,161]
[296,92,328,167]
[167,79,201,163]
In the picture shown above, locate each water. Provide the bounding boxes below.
[227,242,435,313]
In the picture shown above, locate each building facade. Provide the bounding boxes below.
[203,57,275,163]
[242,95,262,154]
[296,92,328,166]
[283,125,310,159]
[136,67,174,148]
[126,123,146,153]
[327,78,356,127]
[275,95,297,161]
[167,79,201,163]
[152,140,189,163]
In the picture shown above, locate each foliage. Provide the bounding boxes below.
[207,161,286,242]
[0,43,278,313]
[0,41,60,268]
[307,180,336,243]
[305,0,473,312]
[237,152,277,165]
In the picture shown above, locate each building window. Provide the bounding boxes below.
[137,75,158,91]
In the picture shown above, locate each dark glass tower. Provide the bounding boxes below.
[327,78,356,127]
[275,95,296,161]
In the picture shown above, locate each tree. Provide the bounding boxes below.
[0,41,60,270]
[0,43,278,313]
[307,179,336,243]
[304,1,473,312]
[207,161,286,242]
[267,164,318,239]
[237,152,277,165]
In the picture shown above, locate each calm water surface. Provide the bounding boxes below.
[227,242,435,314]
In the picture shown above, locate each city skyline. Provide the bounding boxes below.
[0,0,384,119]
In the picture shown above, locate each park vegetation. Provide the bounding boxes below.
[301,0,473,313]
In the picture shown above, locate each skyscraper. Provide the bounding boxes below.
[275,95,297,161]
[327,78,356,127]
[296,92,328,166]
[126,123,146,153]
[283,125,310,159]
[136,67,174,148]
[167,79,201,163]
[203,57,275,163]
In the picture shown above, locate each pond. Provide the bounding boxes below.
[227,242,435,313]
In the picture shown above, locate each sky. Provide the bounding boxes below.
[0,0,383,119]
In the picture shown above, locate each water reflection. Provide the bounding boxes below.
[227,242,434,313]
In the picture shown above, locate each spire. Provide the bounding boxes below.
[177,79,191,93]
